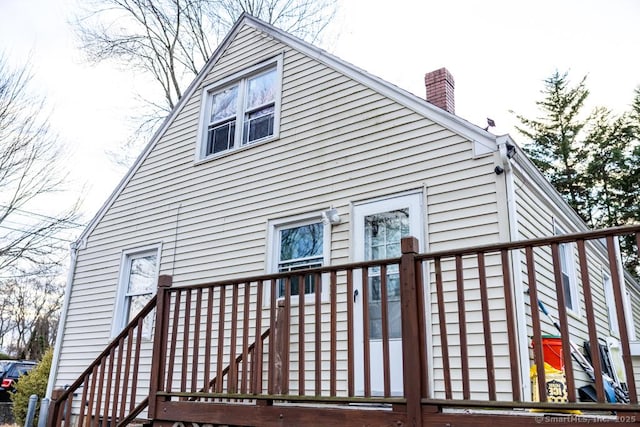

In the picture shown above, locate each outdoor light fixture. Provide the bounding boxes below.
[506,143,516,159]
[322,208,341,225]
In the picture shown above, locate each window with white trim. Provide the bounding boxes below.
[112,246,160,337]
[555,225,579,312]
[269,215,329,299]
[198,57,282,159]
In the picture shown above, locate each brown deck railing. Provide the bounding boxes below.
[51,225,640,426]
[48,289,159,427]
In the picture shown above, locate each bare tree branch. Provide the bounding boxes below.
[73,0,338,167]
[0,55,82,275]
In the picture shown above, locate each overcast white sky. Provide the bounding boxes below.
[1,0,639,225]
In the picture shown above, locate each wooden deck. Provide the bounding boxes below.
[48,225,640,426]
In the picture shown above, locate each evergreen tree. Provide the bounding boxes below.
[582,107,635,227]
[515,72,640,277]
[514,71,592,222]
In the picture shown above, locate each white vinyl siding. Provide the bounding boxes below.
[54,23,503,399]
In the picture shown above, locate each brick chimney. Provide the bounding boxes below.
[424,67,455,114]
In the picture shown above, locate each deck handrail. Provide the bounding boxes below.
[48,295,158,426]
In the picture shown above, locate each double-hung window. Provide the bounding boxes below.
[112,246,161,337]
[269,215,329,299]
[199,57,282,159]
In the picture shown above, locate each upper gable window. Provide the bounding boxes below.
[198,56,282,160]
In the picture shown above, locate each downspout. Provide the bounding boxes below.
[46,239,81,398]
[496,136,531,401]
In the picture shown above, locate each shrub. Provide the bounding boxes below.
[11,348,52,426]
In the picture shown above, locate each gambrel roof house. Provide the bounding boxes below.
[47,13,640,427]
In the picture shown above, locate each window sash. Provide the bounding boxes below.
[275,220,324,298]
[207,119,236,154]
[201,64,278,157]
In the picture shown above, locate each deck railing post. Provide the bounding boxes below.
[399,237,423,427]
[148,274,173,420]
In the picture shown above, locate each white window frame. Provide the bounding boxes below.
[266,212,331,303]
[554,224,580,314]
[196,55,283,161]
[111,244,162,337]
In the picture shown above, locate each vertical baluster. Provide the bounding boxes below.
[242,282,251,394]
[130,316,143,412]
[111,337,124,422]
[77,373,89,426]
[477,252,496,401]
[414,258,429,398]
[204,288,214,395]
[120,326,134,418]
[362,266,371,397]
[216,286,227,394]
[298,274,306,396]
[181,289,192,397]
[64,391,74,427]
[330,270,337,397]
[102,349,115,426]
[379,264,391,397]
[314,272,322,396]
[86,365,98,426]
[526,246,547,402]
[93,356,105,427]
[434,257,452,399]
[229,284,239,393]
[166,291,182,393]
[268,280,276,395]
[455,255,470,400]
[191,288,203,394]
[551,243,576,402]
[577,239,606,402]
[347,269,355,397]
[253,280,264,395]
[501,249,522,401]
[607,235,637,403]
[283,277,291,395]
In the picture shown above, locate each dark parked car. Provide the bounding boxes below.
[0,360,36,401]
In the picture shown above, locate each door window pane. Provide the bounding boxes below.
[364,208,409,339]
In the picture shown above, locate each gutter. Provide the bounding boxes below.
[46,239,81,398]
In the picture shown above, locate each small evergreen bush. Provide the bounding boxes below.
[11,348,52,426]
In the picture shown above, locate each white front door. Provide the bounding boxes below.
[353,192,423,396]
